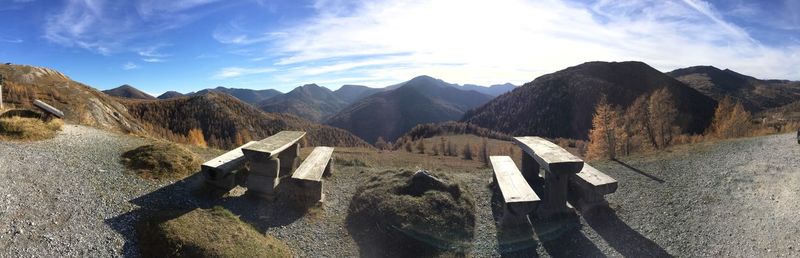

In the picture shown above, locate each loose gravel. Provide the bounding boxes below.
[1,125,798,257]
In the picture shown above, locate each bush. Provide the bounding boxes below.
[0,116,63,141]
[137,206,292,258]
[120,142,201,180]
[347,170,475,257]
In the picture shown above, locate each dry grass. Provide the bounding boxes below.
[347,169,476,256]
[137,206,292,258]
[120,142,201,180]
[0,117,63,141]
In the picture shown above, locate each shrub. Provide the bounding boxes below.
[137,206,292,258]
[347,170,475,256]
[120,142,201,180]
[0,116,63,141]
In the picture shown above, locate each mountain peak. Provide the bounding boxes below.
[102,84,155,100]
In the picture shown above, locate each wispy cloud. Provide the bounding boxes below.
[122,62,138,70]
[216,0,800,86]
[213,66,275,79]
[0,37,23,43]
[44,0,221,55]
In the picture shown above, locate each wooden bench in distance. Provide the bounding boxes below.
[490,156,540,226]
[513,136,584,219]
[290,147,334,204]
[202,141,257,190]
[569,163,618,212]
[242,131,306,199]
[33,99,64,119]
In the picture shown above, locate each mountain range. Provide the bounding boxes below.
[667,66,800,112]
[327,75,494,143]
[102,85,156,100]
[462,61,718,140]
[258,84,350,122]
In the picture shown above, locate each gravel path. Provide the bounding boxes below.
[2,125,798,257]
[0,125,157,257]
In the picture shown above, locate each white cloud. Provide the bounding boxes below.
[142,58,165,63]
[213,66,275,79]
[122,62,138,70]
[0,37,23,43]
[221,0,800,86]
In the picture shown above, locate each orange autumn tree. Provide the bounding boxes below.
[187,128,207,148]
[587,97,621,160]
[707,96,751,139]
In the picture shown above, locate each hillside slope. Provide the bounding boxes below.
[102,85,156,100]
[327,75,493,143]
[123,92,369,149]
[0,64,143,133]
[667,66,800,111]
[462,61,717,139]
[333,85,384,104]
[259,84,349,122]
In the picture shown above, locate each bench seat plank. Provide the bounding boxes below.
[574,163,618,195]
[292,147,334,181]
[33,99,64,118]
[242,131,306,160]
[202,141,258,176]
[491,156,540,208]
[513,136,583,174]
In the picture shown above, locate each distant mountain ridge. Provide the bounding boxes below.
[667,66,800,112]
[458,83,516,96]
[188,86,282,105]
[462,61,717,140]
[158,91,184,99]
[327,75,494,143]
[102,85,156,100]
[259,84,349,122]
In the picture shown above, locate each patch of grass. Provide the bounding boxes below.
[137,206,292,258]
[334,157,369,167]
[347,170,476,256]
[120,142,201,180]
[0,116,63,141]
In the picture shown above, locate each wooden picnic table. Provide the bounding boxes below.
[514,136,583,219]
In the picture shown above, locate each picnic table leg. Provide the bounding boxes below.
[247,157,281,200]
[521,154,541,187]
[537,170,573,219]
[278,143,300,177]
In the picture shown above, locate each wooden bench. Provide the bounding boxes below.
[202,141,257,189]
[289,147,334,204]
[242,131,306,199]
[513,136,584,219]
[33,99,64,119]
[490,156,540,226]
[569,163,618,212]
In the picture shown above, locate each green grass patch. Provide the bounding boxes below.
[137,206,292,258]
[120,142,201,180]
[347,170,476,256]
[0,116,63,141]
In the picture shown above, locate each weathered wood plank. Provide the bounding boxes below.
[33,99,64,118]
[242,131,306,160]
[292,147,334,182]
[513,136,583,174]
[573,163,618,195]
[491,156,540,215]
[202,141,257,176]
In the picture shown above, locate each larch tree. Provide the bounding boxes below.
[375,136,388,150]
[586,97,620,160]
[187,128,207,148]
[646,88,678,149]
[416,139,426,154]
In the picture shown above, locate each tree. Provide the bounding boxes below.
[708,96,751,139]
[439,137,446,156]
[375,136,388,150]
[647,88,678,149]
[416,139,426,154]
[586,98,620,160]
[479,138,489,167]
[187,128,207,148]
[404,141,413,152]
[433,145,440,156]
[462,143,473,160]
[618,95,647,156]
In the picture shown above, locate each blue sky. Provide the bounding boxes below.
[0,0,798,96]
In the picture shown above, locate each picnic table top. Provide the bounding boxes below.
[242,131,306,158]
[202,141,257,170]
[513,136,583,174]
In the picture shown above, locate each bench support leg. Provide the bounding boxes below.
[323,160,334,177]
[521,154,541,188]
[568,179,608,213]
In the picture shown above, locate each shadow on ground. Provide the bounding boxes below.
[489,181,540,257]
[104,171,306,257]
[583,206,672,257]
[612,159,665,183]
